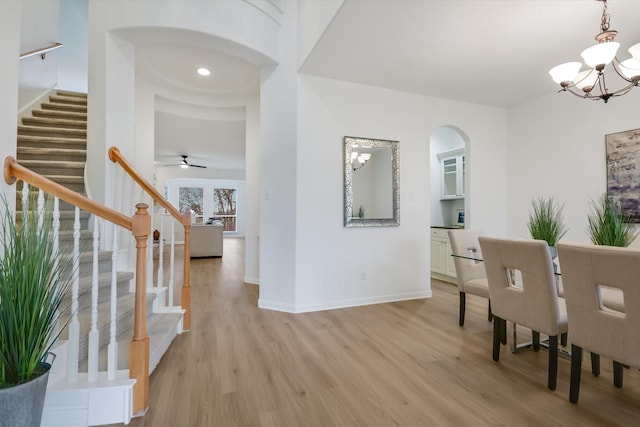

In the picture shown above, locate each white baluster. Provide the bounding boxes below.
[169,220,175,307]
[87,218,100,381]
[157,207,164,294]
[21,183,29,231]
[22,185,29,217]
[37,189,45,231]
[52,197,60,293]
[107,222,118,380]
[67,207,80,382]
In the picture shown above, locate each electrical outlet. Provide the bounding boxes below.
[361,271,367,280]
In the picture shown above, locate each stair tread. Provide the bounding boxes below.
[19,159,85,168]
[42,102,87,112]
[17,146,87,155]
[21,116,87,128]
[56,90,88,99]
[18,134,87,144]
[49,95,88,105]
[32,109,87,119]
[18,125,86,136]
[77,311,182,372]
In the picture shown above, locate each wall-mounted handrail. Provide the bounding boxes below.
[4,156,131,229]
[19,42,63,60]
[108,146,192,330]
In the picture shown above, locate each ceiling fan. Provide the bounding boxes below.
[168,155,207,169]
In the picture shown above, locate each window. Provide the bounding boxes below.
[212,188,237,232]
[179,187,204,222]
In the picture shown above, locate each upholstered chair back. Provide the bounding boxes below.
[557,243,640,367]
[448,229,486,292]
[479,237,563,337]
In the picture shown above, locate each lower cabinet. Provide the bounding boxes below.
[430,228,458,283]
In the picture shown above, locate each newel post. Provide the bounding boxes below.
[130,203,150,414]
[182,210,192,330]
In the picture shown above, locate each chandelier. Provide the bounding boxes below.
[548,0,640,103]
[350,151,371,171]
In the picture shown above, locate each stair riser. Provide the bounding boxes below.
[16,151,86,162]
[16,197,88,213]
[62,277,131,313]
[55,90,88,100]
[74,296,156,369]
[18,127,86,139]
[18,136,87,149]
[21,117,87,130]
[18,165,84,177]
[49,96,88,106]
[42,102,87,113]
[32,110,87,120]
[18,180,86,193]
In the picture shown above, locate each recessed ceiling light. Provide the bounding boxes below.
[197,67,211,76]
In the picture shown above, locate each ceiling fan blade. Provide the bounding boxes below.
[190,164,207,168]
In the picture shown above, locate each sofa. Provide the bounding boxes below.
[189,223,224,257]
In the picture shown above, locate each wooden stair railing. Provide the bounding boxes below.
[4,156,151,414]
[108,146,192,330]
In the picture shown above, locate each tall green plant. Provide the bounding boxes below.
[527,197,568,246]
[586,195,637,247]
[0,197,72,387]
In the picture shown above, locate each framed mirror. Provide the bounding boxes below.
[344,136,400,227]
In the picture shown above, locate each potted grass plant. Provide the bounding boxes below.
[0,197,72,427]
[587,195,637,247]
[527,196,568,257]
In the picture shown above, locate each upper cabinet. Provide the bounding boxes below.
[438,148,465,200]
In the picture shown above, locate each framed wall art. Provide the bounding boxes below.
[606,128,640,223]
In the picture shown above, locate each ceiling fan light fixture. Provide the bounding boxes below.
[549,0,640,103]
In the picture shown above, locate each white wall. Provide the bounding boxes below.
[257,1,299,311]
[294,75,508,312]
[0,1,21,210]
[58,0,88,93]
[297,0,344,68]
[18,0,60,111]
[244,97,261,285]
[507,91,640,244]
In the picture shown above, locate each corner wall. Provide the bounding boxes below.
[294,75,508,312]
[506,91,640,244]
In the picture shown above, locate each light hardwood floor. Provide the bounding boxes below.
[119,238,640,426]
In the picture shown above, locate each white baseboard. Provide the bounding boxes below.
[244,276,259,285]
[259,290,432,314]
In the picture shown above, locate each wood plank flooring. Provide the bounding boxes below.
[118,238,640,426]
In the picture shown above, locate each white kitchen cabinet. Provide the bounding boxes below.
[430,228,457,283]
[438,148,465,200]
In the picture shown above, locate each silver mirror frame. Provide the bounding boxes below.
[344,136,400,227]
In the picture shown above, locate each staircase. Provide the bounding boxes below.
[15,90,183,426]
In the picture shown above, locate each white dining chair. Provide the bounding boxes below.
[557,242,640,403]
[479,236,568,390]
[448,229,490,326]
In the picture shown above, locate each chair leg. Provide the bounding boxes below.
[591,353,600,377]
[561,332,567,347]
[488,300,493,321]
[459,292,466,326]
[548,335,558,390]
[492,316,502,362]
[532,331,540,351]
[570,344,583,404]
[500,319,507,345]
[613,361,624,388]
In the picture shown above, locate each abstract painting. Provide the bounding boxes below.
[606,128,640,223]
